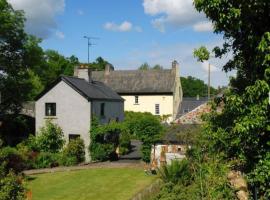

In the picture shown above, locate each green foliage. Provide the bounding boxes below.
[0,167,25,200]
[159,159,191,185]
[124,111,164,163]
[36,120,65,153]
[119,129,131,155]
[33,152,60,169]
[87,57,109,71]
[192,0,270,197]
[90,120,123,161]
[193,46,210,62]
[138,63,164,70]
[181,76,217,97]
[62,138,85,164]
[0,147,27,173]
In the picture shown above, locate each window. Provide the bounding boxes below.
[135,96,139,104]
[100,103,105,117]
[155,104,160,115]
[69,134,80,141]
[45,103,56,116]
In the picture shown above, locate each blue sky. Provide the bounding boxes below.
[8,0,233,87]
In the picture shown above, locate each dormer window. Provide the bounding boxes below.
[45,103,56,116]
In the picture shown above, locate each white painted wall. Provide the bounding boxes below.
[91,100,124,124]
[121,95,173,122]
[35,81,91,161]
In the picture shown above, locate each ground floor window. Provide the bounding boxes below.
[155,104,160,115]
[69,134,80,141]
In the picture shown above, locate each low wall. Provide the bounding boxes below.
[130,179,162,200]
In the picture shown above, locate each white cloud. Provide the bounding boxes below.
[8,0,65,38]
[143,0,208,32]
[77,9,84,15]
[193,21,213,32]
[104,21,142,32]
[104,21,132,32]
[201,61,219,72]
[55,31,65,39]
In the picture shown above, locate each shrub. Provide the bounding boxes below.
[62,138,85,164]
[0,168,25,200]
[58,155,77,166]
[33,152,60,169]
[119,127,131,155]
[0,147,27,173]
[36,120,65,153]
[159,159,191,185]
[124,112,164,162]
[90,120,125,161]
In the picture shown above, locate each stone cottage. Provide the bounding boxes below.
[75,60,183,122]
[35,71,124,162]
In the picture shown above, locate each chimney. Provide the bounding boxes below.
[172,60,179,76]
[75,65,92,83]
[105,63,114,76]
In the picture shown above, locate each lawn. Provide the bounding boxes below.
[27,168,156,200]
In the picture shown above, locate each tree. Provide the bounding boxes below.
[138,63,164,70]
[181,76,217,97]
[0,0,32,115]
[139,62,151,70]
[193,0,270,197]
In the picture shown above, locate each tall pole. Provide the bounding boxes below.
[208,62,211,100]
[83,36,99,65]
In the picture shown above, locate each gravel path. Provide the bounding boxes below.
[23,160,146,175]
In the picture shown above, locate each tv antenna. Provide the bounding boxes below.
[83,36,99,64]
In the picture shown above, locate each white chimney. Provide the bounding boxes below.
[76,66,92,83]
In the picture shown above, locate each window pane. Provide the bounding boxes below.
[45,103,56,116]
[135,96,139,104]
[155,104,160,115]
[100,103,105,117]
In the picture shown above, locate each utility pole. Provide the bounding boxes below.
[83,36,99,64]
[208,62,211,100]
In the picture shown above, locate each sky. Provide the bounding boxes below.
[8,0,234,87]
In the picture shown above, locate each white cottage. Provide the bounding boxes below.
[35,70,124,162]
[82,60,183,122]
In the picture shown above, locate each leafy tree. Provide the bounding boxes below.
[193,46,210,62]
[152,64,163,70]
[0,0,33,115]
[138,63,163,70]
[181,76,217,97]
[80,57,109,71]
[139,62,151,70]
[193,0,270,197]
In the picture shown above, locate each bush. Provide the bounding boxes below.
[158,159,191,185]
[33,152,60,169]
[62,138,85,164]
[0,147,27,173]
[119,127,131,155]
[36,120,65,153]
[124,112,164,163]
[90,120,126,161]
[58,154,77,166]
[0,168,25,200]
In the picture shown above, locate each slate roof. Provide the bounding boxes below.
[91,69,176,94]
[36,76,124,102]
[177,97,208,118]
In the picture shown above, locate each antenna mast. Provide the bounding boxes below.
[83,36,99,64]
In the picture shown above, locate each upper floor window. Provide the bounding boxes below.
[45,103,56,116]
[155,104,160,115]
[135,96,139,104]
[100,103,105,117]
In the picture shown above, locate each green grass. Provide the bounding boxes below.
[27,168,156,200]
